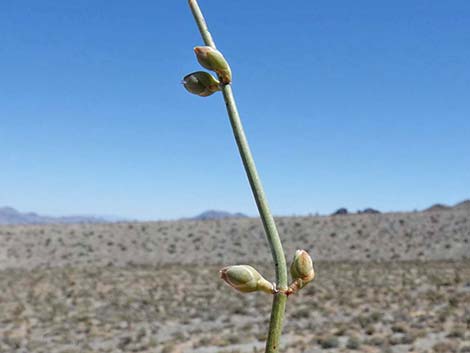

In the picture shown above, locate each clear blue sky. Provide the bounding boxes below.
[1,1,469,220]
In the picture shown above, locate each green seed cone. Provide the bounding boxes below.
[286,250,315,295]
[220,265,273,294]
[182,71,220,97]
[290,249,315,287]
[194,46,232,84]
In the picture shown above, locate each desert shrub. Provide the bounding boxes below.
[291,307,310,319]
[391,323,407,333]
[447,326,465,339]
[161,342,176,353]
[172,332,186,341]
[227,334,243,344]
[425,289,444,303]
[319,335,339,349]
[364,324,375,335]
[438,306,453,322]
[346,336,361,349]
[366,335,386,347]
[241,322,254,331]
[400,333,416,344]
[370,311,382,322]
[333,323,348,336]
[148,337,158,348]
[256,332,268,342]
[388,334,403,346]
[213,337,231,347]
[357,314,377,328]
[194,336,212,347]
[448,295,459,307]
[432,341,459,353]
[117,336,132,350]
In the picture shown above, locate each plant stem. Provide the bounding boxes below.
[188,1,288,353]
[219,84,288,289]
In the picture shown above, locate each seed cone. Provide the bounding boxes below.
[287,250,315,295]
[220,265,274,294]
[194,46,232,84]
[183,71,221,97]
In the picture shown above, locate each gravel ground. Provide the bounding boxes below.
[1,261,469,353]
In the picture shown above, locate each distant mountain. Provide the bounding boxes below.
[358,208,381,214]
[332,208,349,216]
[192,210,248,221]
[454,199,470,210]
[422,200,470,212]
[0,206,113,225]
[424,203,452,212]
[331,207,381,216]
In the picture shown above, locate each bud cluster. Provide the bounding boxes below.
[182,45,232,97]
[218,250,315,297]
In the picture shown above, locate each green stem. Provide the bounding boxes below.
[188,1,288,353]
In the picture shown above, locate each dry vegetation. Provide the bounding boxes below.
[0,207,469,352]
[1,262,469,353]
[0,208,468,270]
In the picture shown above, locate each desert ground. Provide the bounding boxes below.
[0,206,469,352]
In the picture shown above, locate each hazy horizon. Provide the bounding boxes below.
[1,198,469,222]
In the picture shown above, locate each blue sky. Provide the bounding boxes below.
[1,1,469,220]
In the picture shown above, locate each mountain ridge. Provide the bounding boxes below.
[191,210,248,220]
[0,207,112,225]
[2,199,469,225]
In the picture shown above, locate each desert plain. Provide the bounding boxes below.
[0,204,469,353]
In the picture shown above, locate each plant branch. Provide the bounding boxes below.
[188,0,216,48]
[187,1,288,353]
